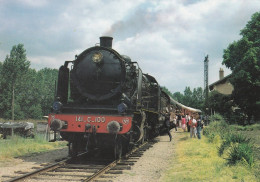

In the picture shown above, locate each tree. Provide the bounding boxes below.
[208,91,233,120]
[37,68,58,116]
[222,12,260,122]
[172,92,184,103]
[192,87,204,110]
[0,62,2,73]
[161,86,174,99]
[172,87,205,110]
[15,68,42,119]
[183,87,193,106]
[1,44,30,120]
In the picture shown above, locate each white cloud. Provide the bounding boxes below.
[0,0,259,93]
[17,0,48,7]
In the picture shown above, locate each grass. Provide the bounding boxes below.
[0,134,67,161]
[161,132,258,182]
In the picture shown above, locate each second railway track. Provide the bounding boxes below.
[6,141,155,182]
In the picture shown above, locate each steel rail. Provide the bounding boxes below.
[6,158,68,182]
[7,142,149,182]
[7,152,88,182]
[83,141,148,182]
[82,160,118,182]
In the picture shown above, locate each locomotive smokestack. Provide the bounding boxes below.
[100,36,113,48]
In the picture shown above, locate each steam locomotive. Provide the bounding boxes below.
[48,37,174,158]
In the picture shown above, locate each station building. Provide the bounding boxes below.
[209,68,233,95]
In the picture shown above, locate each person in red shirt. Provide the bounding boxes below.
[181,115,186,132]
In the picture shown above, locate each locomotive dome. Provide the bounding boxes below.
[71,37,126,101]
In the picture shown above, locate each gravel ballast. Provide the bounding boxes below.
[0,130,181,182]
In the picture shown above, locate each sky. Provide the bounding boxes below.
[0,0,259,93]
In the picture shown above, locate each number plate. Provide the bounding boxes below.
[76,116,106,123]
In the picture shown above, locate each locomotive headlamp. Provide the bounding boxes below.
[52,101,63,113]
[92,52,103,63]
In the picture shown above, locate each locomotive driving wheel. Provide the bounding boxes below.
[114,136,122,160]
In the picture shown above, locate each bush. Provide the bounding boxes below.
[210,113,225,123]
[207,133,216,143]
[204,114,255,167]
[218,133,251,156]
[204,115,230,139]
[230,124,260,131]
[227,143,254,167]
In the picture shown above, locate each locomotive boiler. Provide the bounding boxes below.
[48,37,168,158]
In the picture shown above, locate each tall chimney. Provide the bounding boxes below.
[100,36,113,48]
[219,68,224,80]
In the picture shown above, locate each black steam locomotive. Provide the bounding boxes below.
[48,37,172,158]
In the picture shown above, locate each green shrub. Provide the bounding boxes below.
[207,133,216,143]
[203,127,210,136]
[227,143,254,167]
[218,133,251,156]
[204,114,256,168]
[204,118,230,139]
[207,133,221,144]
[210,113,225,123]
[230,124,260,131]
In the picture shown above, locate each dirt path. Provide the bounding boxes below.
[114,129,183,182]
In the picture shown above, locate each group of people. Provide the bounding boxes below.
[165,110,204,141]
[185,114,203,139]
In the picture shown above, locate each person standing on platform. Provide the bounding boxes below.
[181,115,186,132]
[196,114,203,139]
[189,116,197,138]
[177,113,182,128]
[165,112,172,141]
[170,111,177,131]
[186,114,190,132]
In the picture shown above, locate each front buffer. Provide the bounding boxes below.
[48,113,133,158]
[48,114,132,134]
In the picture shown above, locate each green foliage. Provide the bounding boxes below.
[0,44,30,120]
[227,143,254,167]
[208,91,234,121]
[2,44,30,84]
[172,91,184,103]
[161,86,174,99]
[218,133,251,156]
[0,62,2,74]
[207,133,221,144]
[0,44,58,119]
[162,86,205,111]
[209,113,226,123]
[204,115,255,167]
[203,114,229,140]
[37,68,58,116]
[172,86,205,110]
[222,12,260,122]
[230,124,260,131]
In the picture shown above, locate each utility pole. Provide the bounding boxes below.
[204,55,209,115]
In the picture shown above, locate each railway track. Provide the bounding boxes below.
[4,141,154,182]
